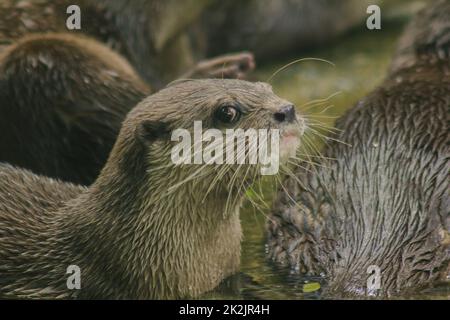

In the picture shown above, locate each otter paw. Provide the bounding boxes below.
[185,52,255,79]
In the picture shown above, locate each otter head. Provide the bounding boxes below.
[112,79,305,213]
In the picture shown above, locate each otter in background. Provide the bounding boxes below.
[0,0,254,87]
[0,0,254,185]
[199,0,378,61]
[389,0,450,74]
[0,33,150,185]
[267,0,449,297]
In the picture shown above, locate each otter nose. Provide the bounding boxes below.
[274,104,296,123]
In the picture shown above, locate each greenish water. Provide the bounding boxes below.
[206,9,449,300]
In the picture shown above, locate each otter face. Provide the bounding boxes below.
[130,79,305,194]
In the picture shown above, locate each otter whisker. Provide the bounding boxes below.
[303,133,327,157]
[306,113,339,120]
[293,137,325,169]
[267,57,335,83]
[307,127,351,147]
[166,168,209,194]
[306,120,343,133]
[306,126,342,139]
[167,149,224,195]
[296,152,337,161]
[166,134,232,195]
[300,136,336,201]
[245,177,270,210]
[300,135,329,177]
[247,183,267,206]
[280,164,311,192]
[316,103,338,115]
[290,154,332,168]
[286,159,315,173]
[289,158,331,171]
[224,165,244,217]
[146,162,173,173]
[240,166,272,218]
[245,189,275,223]
[202,134,256,203]
[275,174,308,212]
[223,136,256,215]
[245,191,274,223]
[240,134,271,213]
[304,118,342,132]
[201,165,229,203]
[300,91,342,110]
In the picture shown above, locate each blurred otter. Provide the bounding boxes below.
[0,0,254,87]
[0,0,254,185]
[0,79,304,299]
[0,33,150,185]
[389,0,450,74]
[267,0,449,297]
[199,0,377,60]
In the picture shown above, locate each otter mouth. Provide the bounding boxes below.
[168,114,305,178]
[279,122,303,160]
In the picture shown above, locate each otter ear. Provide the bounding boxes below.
[136,120,170,145]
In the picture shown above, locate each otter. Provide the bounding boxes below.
[0,0,255,87]
[0,79,304,299]
[267,0,449,297]
[388,0,450,74]
[0,0,255,185]
[199,0,377,60]
[0,33,151,185]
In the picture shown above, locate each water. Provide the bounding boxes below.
[205,4,449,300]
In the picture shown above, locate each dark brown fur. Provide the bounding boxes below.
[0,33,150,185]
[0,0,208,86]
[267,1,450,297]
[0,0,254,185]
[199,0,374,60]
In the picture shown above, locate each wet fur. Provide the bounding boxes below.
[268,2,450,297]
[0,0,210,86]
[0,79,301,299]
[0,33,150,185]
[0,1,254,185]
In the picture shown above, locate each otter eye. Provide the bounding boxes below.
[215,106,241,124]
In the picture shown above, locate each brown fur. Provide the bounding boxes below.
[0,79,303,299]
[0,1,254,185]
[0,32,150,185]
[268,1,450,297]
[0,0,209,86]
[389,0,450,74]
[199,0,376,60]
